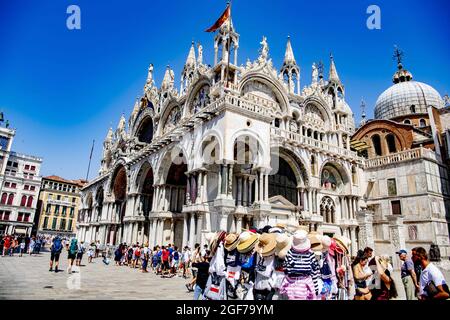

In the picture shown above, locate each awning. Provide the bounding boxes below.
[14,228,27,235]
[350,140,370,151]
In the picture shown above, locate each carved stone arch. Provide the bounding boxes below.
[270,146,310,188]
[158,100,183,136]
[94,186,104,207]
[319,160,351,193]
[108,161,129,202]
[155,145,189,185]
[230,129,267,166]
[134,160,155,192]
[238,73,290,115]
[185,77,212,116]
[197,130,223,168]
[131,106,155,137]
[303,96,333,129]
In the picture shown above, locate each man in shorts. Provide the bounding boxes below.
[49,236,63,272]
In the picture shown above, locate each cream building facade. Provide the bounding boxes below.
[77,21,450,262]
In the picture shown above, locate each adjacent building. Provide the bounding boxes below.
[0,124,43,236]
[35,176,86,237]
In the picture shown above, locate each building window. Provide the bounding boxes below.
[1,193,7,205]
[30,166,36,171]
[1,211,11,221]
[68,219,73,231]
[419,119,426,127]
[11,183,16,189]
[24,185,29,190]
[387,178,397,196]
[43,217,49,229]
[57,195,61,201]
[410,105,416,113]
[26,196,33,207]
[62,206,67,215]
[404,119,411,125]
[54,205,60,215]
[4,182,10,188]
[7,194,14,205]
[391,200,402,215]
[30,186,35,191]
[17,213,23,222]
[386,134,397,153]
[24,213,30,222]
[70,207,74,217]
[20,195,27,207]
[72,197,76,203]
[60,219,66,230]
[46,204,51,213]
[372,134,382,156]
[24,165,30,170]
[51,218,57,230]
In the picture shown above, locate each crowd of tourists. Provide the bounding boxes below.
[1,234,47,256]
[48,236,97,273]
[183,225,449,300]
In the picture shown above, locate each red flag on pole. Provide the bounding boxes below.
[205,5,231,32]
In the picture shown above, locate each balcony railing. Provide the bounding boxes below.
[271,127,358,158]
[364,147,437,168]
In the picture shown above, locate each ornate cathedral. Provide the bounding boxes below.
[76,19,450,263]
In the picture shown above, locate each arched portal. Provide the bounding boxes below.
[136,163,154,216]
[111,165,127,244]
[269,157,298,205]
[136,117,153,144]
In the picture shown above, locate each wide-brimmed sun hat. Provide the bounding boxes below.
[237,231,259,254]
[322,235,332,249]
[224,233,239,252]
[275,233,292,259]
[308,231,323,252]
[210,231,227,256]
[292,229,311,252]
[256,233,277,257]
[333,235,351,255]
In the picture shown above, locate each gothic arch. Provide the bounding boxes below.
[302,96,333,129]
[270,147,310,188]
[109,163,128,202]
[155,145,188,185]
[185,77,212,115]
[319,161,351,193]
[238,73,290,115]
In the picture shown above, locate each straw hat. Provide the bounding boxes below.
[292,230,311,252]
[224,233,239,252]
[275,223,286,229]
[210,231,227,256]
[275,233,292,259]
[334,235,351,255]
[256,233,277,257]
[308,232,323,252]
[237,231,259,254]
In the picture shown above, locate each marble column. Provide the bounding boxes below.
[189,213,196,247]
[182,215,188,248]
[264,173,269,202]
[254,172,260,202]
[197,213,204,244]
[235,214,243,233]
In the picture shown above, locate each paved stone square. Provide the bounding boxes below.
[2,249,450,300]
[0,250,194,300]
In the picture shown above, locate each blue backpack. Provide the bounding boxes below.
[53,238,62,253]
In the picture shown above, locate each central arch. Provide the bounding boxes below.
[268,157,298,205]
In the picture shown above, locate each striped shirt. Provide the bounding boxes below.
[283,248,320,293]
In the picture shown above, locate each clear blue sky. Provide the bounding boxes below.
[1,0,449,180]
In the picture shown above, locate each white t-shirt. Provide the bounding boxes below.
[420,263,447,297]
[183,250,191,263]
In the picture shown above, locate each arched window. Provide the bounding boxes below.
[372,134,383,156]
[386,134,397,153]
[410,105,416,113]
[419,119,426,127]
[26,196,33,208]
[7,194,14,205]
[1,193,7,205]
[311,155,317,176]
[352,165,358,185]
[20,195,27,207]
[274,118,280,128]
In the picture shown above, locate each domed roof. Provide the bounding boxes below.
[374,77,445,120]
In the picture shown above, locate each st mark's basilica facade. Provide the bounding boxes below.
[76,19,450,262]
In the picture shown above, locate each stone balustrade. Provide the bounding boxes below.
[364,147,437,168]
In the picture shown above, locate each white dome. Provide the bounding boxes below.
[374,81,444,120]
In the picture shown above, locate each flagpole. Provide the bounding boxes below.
[86,139,95,181]
[224,1,232,88]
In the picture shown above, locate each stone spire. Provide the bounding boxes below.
[117,114,126,132]
[161,65,175,91]
[283,36,297,67]
[329,53,341,83]
[280,36,300,95]
[185,41,196,68]
[105,127,113,143]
